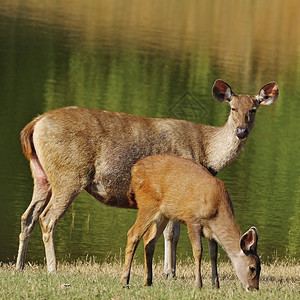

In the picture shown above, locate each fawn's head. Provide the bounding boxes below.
[212,80,279,140]
[235,227,261,291]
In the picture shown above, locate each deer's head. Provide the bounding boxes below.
[212,80,279,140]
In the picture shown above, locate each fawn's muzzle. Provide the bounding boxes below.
[247,285,259,292]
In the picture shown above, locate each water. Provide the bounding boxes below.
[0,0,299,265]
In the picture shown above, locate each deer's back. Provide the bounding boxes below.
[29,107,206,206]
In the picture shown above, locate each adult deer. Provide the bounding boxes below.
[16,80,278,278]
[121,155,261,291]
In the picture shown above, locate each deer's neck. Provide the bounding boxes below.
[202,118,246,172]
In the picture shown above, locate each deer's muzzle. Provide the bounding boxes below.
[236,126,249,139]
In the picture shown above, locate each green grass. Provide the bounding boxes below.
[0,258,299,299]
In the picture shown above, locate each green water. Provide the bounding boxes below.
[0,0,299,265]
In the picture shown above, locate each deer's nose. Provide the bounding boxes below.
[236,127,249,139]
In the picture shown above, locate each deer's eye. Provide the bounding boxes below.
[249,266,256,273]
[231,108,236,111]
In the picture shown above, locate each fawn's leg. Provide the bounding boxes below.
[208,239,220,288]
[187,224,203,288]
[143,217,169,286]
[121,208,158,288]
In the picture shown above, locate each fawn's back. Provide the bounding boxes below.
[130,155,231,222]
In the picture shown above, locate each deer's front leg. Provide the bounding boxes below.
[163,221,180,278]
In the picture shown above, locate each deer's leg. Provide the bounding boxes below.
[143,217,168,286]
[39,189,80,273]
[208,239,220,289]
[121,208,157,288]
[187,224,203,289]
[16,161,51,271]
[163,221,180,278]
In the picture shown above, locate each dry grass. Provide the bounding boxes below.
[0,258,299,299]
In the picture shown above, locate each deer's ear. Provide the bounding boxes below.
[212,80,234,102]
[240,227,258,254]
[256,81,279,105]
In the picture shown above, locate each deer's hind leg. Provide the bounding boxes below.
[16,158,52,271]
[39,177,84,273]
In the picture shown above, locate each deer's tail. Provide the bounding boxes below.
[20,116,41,160]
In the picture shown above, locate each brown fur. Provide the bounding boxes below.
[20,116,41,160]
[16,80,278,276]
[121,155,261,290]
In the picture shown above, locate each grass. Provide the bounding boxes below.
[0,258,299,300]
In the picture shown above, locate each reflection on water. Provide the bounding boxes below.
[0,0,299,264]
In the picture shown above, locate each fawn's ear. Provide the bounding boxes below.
[212,80,235,102]
[256,81,279,105]
[240,227,258,254]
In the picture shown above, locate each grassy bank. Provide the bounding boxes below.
[0,258,299,299]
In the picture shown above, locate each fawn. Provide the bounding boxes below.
[121,155,260,290]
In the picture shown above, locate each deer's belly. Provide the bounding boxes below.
[85,178,133,208]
